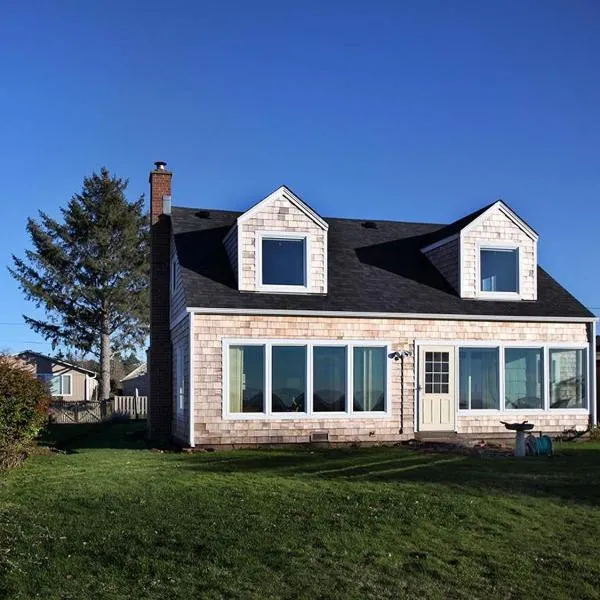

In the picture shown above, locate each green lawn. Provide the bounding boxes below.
[1,423,599,600]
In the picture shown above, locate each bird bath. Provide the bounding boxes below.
[500,421,535,457]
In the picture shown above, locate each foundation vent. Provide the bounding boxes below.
[311,431,329,443]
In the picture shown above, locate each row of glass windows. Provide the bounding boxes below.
[227,345,387,414]
[459,347,586,410]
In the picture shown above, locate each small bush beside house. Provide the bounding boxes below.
[0,355,51,470]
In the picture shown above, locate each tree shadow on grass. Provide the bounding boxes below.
[38,421,150,451]
[178,444,600,507]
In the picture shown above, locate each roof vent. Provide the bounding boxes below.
[196,210,211,219]
[362,221,377,229]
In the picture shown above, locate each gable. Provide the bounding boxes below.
[461,201,538,242]
[460,203,538,300]
[231,186,328,294]
[237,186,328,231]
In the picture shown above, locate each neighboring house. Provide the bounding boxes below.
[119,363,148,396]
[147,162,596,447]
[18,351,98,402]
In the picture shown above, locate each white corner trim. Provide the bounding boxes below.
[461,201,538,241]
[237,186,328,231]
[421,233,459,254]
[188,312,195,447]
[458,232,464,297]
[185,306,596,323]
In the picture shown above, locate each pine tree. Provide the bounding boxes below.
[9,168,149,401]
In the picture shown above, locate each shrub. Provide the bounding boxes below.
[0,355,51,469]
[589,425,600,442]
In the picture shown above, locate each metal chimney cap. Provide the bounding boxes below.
[154,161,167,170]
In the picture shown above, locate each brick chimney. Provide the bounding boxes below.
[148,161,173,444]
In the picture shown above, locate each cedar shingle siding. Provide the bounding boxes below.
[149,170,594,446]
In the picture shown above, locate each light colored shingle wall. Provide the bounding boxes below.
[191,314,588,446]
[238,196,327,293]
[424,238,460,294]
[461,205,537,299]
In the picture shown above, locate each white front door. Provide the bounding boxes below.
[418,346,456,431]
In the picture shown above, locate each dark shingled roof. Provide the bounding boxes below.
[171,206,593,319]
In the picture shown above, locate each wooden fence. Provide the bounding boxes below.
[49,396,148,423]
[49,400,110,424]
[112,395,148,420]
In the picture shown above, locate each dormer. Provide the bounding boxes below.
[423,201,539,301]
[223,186,329,294]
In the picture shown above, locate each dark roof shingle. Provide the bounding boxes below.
[171,206,592,319]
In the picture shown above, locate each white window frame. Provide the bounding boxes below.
[39,373,72,397]
[416,339,589,416]
[476,242,522,300]
[222,339,392,420]
[175,345,185,412]
[255,231,311,293]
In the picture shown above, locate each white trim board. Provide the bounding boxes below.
[188,311,195,447]
[255,230,312,293]
[237,186,328,231]
[421,234,459,254]
[461,201,538,241]
[186,307,595,323]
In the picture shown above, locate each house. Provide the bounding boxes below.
[119,363,148,396]
[18,351,98,402]
[147,162,596,447]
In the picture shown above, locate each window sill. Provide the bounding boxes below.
[474,292,523,301]
[458,408,589,416]
[223,411,391,420]
[256,284,310,294]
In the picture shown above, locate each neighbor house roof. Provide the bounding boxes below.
[120,363,147,382]
[18,351,97,375]
[170,206,593,319]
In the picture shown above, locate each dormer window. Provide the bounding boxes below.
[258,233,309,292]
[479,247,520,296]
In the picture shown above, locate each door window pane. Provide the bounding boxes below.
[549,349,586,409]
[424,351,450,394]
[272,346,306,412]
[504,348,543,409]
[459,348,499,409]
[229,346,265,413]
[353,347,385,412]
[262,238,305,286]
[313,347,346,412]
[480,249,518,292]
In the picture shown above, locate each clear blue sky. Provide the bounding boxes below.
[1,0,598,354]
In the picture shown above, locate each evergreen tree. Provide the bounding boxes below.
[9,168,149,401]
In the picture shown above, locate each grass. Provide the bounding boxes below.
[1,423,600,600]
